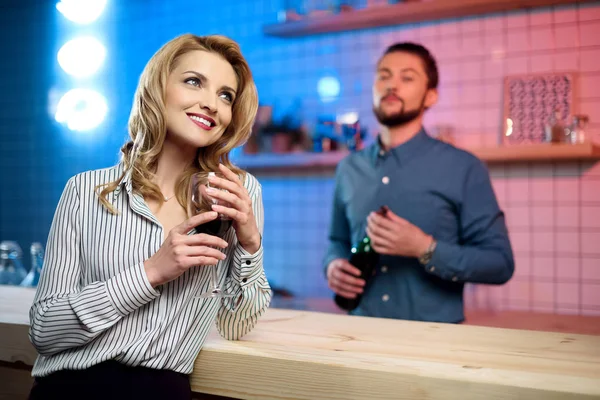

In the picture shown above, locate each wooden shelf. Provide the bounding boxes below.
[264,0,594,37]
[235,142,600,172]
[235,151,348,172]
[475,142,600,163]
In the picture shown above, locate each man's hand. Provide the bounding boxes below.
[366,208,433,258]
[326,258,365,299]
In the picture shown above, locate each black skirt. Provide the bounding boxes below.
[29,360,191,400]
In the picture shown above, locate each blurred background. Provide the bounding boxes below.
[1,0,600,330]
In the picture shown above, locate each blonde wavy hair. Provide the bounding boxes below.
[96,34,258,214]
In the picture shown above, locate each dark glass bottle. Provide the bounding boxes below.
[334,235,380,311]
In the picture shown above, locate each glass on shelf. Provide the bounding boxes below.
[566,114,589,144]
[0,241,27,286]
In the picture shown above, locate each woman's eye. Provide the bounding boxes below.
[220,92,233,102]
[185,78,201,87]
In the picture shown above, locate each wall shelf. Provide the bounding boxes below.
[474,142,600,163]
[235,142,600,172]
[263,0,595,37]
[235,151,348,172]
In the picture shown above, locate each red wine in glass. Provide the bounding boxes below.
[195,217,232,238]
[189,171,234,298]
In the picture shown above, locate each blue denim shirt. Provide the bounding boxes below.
[324,129,514,323]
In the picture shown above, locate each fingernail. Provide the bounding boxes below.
[206,187,215,193]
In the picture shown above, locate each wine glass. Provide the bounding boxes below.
[189,172,234,298]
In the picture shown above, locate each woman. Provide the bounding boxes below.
[28,34,271,399]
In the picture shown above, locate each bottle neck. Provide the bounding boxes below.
[354,235,374,254]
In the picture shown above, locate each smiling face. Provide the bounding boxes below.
[164,50,238,150]
[372,51,437,128]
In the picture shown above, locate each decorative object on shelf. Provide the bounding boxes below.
[313,114,339,152]
[566,114,589,144]
[245,102,311,155]
[341,118,367,151]
[502,71,578,146]
[544,108,568,143]
[312,112,368,153]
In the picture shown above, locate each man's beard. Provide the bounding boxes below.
[373,95,425,128]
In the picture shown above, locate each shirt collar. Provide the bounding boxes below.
[372,127,433,166]
[113,163,132,198]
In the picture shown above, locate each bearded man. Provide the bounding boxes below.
[324,43,514,323]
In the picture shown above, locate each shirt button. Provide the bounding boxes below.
[429,266,436,272]
[381,266,388,273]
[379,150,385,156]
[382,294,390,302]
[452,276,458,282]
[242,278,248,283]
[245,260,251,265]
[382,176,390,185]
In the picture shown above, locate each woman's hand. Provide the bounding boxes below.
[144,211,229,288]
[205,164,261,253]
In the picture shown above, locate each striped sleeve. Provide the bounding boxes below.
[28,177,160,356]
[216,174,272,340]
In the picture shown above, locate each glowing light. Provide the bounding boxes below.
[55,88,108,131]
[317,76,340,103]
[58,37,106,77]
[56,0,107,24]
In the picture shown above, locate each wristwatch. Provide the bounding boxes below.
[418,239,437,265]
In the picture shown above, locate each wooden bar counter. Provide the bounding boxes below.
[1,285,599,400]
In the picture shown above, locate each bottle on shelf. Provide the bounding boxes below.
[20,242,44,287]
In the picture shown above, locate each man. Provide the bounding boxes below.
[324,43,514,323]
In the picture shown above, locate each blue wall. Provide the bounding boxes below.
[3,0,599,300]
[0,0,350,297]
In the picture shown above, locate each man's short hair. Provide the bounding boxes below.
[381,42,439,90]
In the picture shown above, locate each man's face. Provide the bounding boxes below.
[372,51,437,128]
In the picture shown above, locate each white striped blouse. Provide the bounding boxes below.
[29,163,271,377]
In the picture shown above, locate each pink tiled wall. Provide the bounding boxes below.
[409,5,600,316]
[466,161,600,316]
[411,5,600,148]
[255,3,600,316]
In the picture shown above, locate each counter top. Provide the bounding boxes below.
[2,285,600,400]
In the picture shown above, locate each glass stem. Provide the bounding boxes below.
[211,264,219,292]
